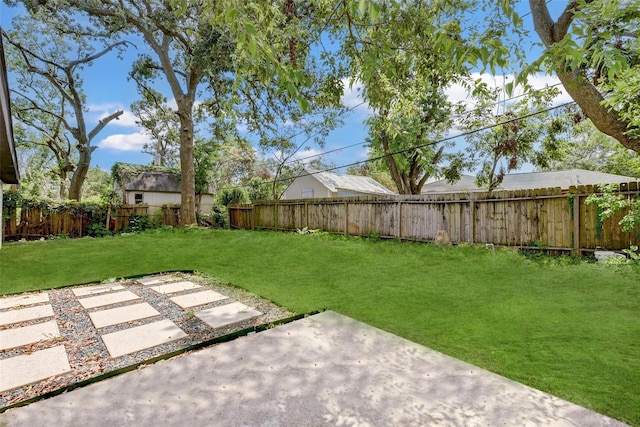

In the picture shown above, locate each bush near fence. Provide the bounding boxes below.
[2,199,183,241]
[229,182,640,255]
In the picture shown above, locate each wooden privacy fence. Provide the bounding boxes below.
[229,182,640,254]
[2,204,181,241]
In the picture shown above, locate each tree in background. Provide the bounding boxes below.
[129,88,180,168]
[543,120,640,178]
[462,88,568,191]
[2,14,124,200]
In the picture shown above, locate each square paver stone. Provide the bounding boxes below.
[136,276,178,286]
[77,291,140,309]
[170,290,227,309]
[195,302,262,329]
[150,281,202,295]
[89,303,161,328]
[101,319,187,358]
[0,304,54,326]
[0,293,49,310]
[0,345,71,393]
[0,321,61,351]
[72,283,125,297]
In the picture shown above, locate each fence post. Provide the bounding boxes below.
[469,193,475,244]
[572,190,581,257]
[344,201,349,235]
[305,202,308,229]
[396,198,402,240]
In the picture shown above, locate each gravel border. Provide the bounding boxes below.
[0,272,295,409]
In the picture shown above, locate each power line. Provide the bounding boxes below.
[277,82,565,167]
[239,100,576,191]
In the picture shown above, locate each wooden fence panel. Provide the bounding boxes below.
[230,182,640,253]
[228,204,253,230]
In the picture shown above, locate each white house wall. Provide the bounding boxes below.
[125,191,215,215]
[282,175,332,199]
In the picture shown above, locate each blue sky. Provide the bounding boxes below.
[1,1,571,175]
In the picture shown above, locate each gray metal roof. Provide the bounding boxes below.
[304,168,396,195]
[120,169,214,194]
[422,169,639,193]
[0,34,19,185]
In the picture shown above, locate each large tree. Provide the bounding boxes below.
[528,0,640,152]
[20,0,239,224]
[2,14,123,200]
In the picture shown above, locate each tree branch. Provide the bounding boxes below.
[87,110,124,142]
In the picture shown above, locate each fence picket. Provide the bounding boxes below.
[230,182,640,253]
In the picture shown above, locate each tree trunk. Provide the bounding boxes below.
[529,0,640,153]
[178,106,197,226]
[68,142,93,201]
[381,131,410,194]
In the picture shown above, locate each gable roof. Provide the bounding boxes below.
[114,163,214,194]
[302,168,395,195]
[0,34,19,184]
[422,169,639,193]
[123,171,182,192]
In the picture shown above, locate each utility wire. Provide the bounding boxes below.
[278,82,565,167]
[236,100,576,191]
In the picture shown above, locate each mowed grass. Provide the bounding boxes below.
[1,229,639,425]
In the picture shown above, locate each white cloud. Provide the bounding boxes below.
[97,132,151,152]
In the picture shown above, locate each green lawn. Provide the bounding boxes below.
[1,229,639,425]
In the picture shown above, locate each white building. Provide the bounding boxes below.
[114,165,215,215]
[281,168,396,199]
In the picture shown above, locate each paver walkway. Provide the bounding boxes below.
[0,274,269,406]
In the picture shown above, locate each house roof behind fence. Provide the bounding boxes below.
[422,169,639,193]
[115,164,215,194]
[304,168,396,195]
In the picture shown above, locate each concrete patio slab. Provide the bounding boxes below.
[72,283,125,297]
[169,290,226,309]
[101,319,187,358]
[136,276,178,286]
[0,321,60,351]
[0,305,54,326]
[0,311,627,427]
[195,302,262,329]
[149,281,201,295]
[88,303,161,329]
[0,346,70,393]
[77,291,140,310]
[0,293,49,310]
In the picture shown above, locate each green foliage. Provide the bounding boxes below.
[86,222,109,238]
[215,186,250,207]
[543,120,640,178]
[586,184,640,234]
[122,214,158,234]
[245,176,273,201]
[463,87,566,191]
